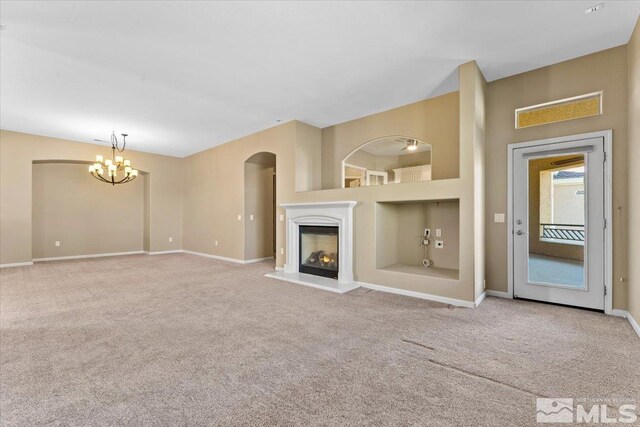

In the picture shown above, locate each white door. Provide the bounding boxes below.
[512,137,605,310]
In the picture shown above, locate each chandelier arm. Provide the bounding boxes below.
[90,172,111,184]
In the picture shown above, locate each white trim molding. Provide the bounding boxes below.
[245,256,275,264]
[0,261,34,268]
[475,291,487,307]
[281,201,357,289]
[182,250,274,265]
[628,313,640,338]
[610,310,640,338]
[147,250,184,255]
[486,290,512,299]
[33,251,145,262]
[358,281,476,308]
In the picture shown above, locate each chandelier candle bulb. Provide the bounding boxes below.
[89,132,137,185]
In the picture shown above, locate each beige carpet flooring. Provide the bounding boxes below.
[1,253,638,426]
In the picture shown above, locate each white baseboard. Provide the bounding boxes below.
[182,250,272,265]
[244,256,275,264]
[147,250,184,255]
[610,309,628,318]
[357,281,475,308]
[607,310,640,338]
[33,251,145,262]
[486,290,512,299]
[0,261,34,268]
[475,291,487,307]
[628,312,640,338]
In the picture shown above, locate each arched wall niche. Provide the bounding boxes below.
[341,136,433,189]
[30,159,149,258]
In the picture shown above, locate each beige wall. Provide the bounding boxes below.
[32,162,144,258]
[295,122,322,192]
[485,45,629,309]
[182,65,482,303]
[376,200,460,271]
[182,121,298,265]
[321,92,460,189]
[0,130,183,265]
[4,39,635,314]
[244,157,275,260]
[628,19,640,323]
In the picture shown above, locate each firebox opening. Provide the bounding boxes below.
[299,225,339,279]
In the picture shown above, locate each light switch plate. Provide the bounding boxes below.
[494,213,505,223]
[436,229,442,237]
[279,214,285,221]
[249,214,254,221]
[237,214,242,221]
[169,237,173,242]
[215,240,218,246]
[55,241,60,247]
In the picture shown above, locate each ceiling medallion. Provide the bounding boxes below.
[89,132,139,185]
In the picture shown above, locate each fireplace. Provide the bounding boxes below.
[265,201,356,293]
[299,225,339,279]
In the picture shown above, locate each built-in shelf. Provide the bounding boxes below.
[378,263,459,280]
[376,199,460,279]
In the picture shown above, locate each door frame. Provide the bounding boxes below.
[507,130,613,314]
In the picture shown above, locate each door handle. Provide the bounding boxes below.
[516,230,525,235]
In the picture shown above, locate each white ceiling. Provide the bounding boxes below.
[1,1,639,157]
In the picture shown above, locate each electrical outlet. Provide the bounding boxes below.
[280,248,284,255]
[249,214,254,221]
[435,240,444,248]
[55,241,61,247]
[169,237,173,242]
[237,214,242,221]
[436,229,442,237]
[494,213,505,223]
[215,240,218,246]
[279,214,285,221]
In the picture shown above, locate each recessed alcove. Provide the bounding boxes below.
[376,199,460,280]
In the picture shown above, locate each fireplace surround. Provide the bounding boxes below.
[265,201,358,293]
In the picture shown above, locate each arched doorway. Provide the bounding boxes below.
[244,152,276,262]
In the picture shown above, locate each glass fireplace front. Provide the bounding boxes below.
[299,225,339,279]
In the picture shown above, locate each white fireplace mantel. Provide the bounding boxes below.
[265,201,358,293]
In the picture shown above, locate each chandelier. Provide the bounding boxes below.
[89,132,139,185]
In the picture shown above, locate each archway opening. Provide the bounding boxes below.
[244,152,276,262]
